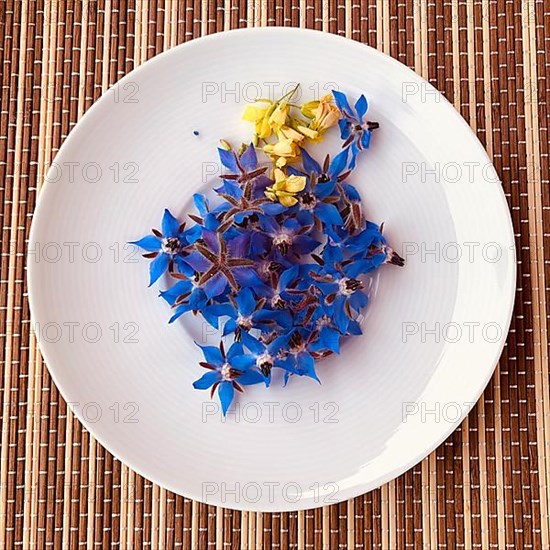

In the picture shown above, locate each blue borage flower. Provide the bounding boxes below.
[237,331,294,387]
[131,209,195,286]
[193,341,266,415]
[215,144,274,203]
[332,90,379,170]
[131,88,405,415]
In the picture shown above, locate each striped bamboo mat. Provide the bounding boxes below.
[1,0,549,548]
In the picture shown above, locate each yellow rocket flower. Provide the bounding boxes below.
[242,101,277,139]
[265,168,306,207]
[298,94,340,142]
[263,133,302,167]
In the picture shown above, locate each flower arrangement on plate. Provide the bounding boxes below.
[132,85,405,415]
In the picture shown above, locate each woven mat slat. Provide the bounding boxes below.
[1,0,549,548]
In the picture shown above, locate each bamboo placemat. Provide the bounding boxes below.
[1,0,549,548]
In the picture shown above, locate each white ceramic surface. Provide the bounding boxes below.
[28,28,516,511]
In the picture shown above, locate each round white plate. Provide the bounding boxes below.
[28,28,515,511]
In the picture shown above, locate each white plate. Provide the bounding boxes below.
[28,28,515,511]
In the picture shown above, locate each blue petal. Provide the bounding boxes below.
[130,235,162,252]
[300,147,322,175]
[323,244,344,266]
[332,90,353,115]
[203,272,228,299]
[233,267,263,288]
[348,319,363,335]
[338,118,351,139]
[183,224,202,244]
[345,259,375,277]
[204,212,221,231]
[193,370,220,390]
[169,303,192,323]
[316,202,343,226]
[296,209,315,227]
[318,327,340,354]
[149,253,170,286]
[193,194,209,217]
[315,181,336,199]
[230,354,256,370]
[348,148,359,170]
[252,175,271,197]
[325,225,347,244]
[240,143,257,171]
[241,331,265,355]
[275,356,296,374]
[282,217,301,233]
[223,318,238,336]
[227,232,250,258]
[354,95,368,119]
[218,148,238,172]
[293,235,321,255]
[341,182,361,202]
[227,341,244,360]
[255,309,292,328]
[208,303,237,319]
[333,295,350,333]
[234,209,257,224]
[251,232,271,256]
[268,334,289,355]
[201,229,220,254]
[211,202,233,217]
[296,352,320,382]
[349,290,369,311]
[174,256,195,277]
[328,148,349,177]
[218,382,235,416]
[261,202,286,216]
[259,214,280,235]
[196,343,224,366]
[279,264,300,290]
[162,209,181,238]
[217,179,243,200]
[346,228,380,251]
[183,251,211,272]
[238,369,266,386]
[236,288,256,316]
[361,131,371,149]
[202,303,237,329]
[189,288,208,310]
[159,280,192,305]
[372,251,386,268]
